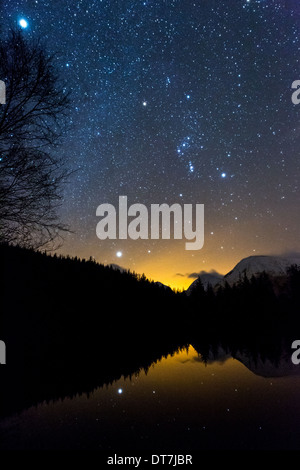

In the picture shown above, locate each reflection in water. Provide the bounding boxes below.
[2,244,300,450]
[1,346,300,450]
[192,344,300,378]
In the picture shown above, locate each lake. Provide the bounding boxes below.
[1,345,300,450]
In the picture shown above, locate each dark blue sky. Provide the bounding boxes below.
[2,0,300,287]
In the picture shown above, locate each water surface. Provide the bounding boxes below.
[1,345,300,450]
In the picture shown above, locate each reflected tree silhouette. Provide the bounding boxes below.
[0,243,299,417]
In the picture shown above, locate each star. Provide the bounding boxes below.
[18,18,28,29]
[2,0,296,295]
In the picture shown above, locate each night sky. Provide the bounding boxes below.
[2,0,300,289]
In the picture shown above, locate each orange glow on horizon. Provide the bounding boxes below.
[59,216,300,291]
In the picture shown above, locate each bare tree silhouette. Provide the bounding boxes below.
[0,29,71,249]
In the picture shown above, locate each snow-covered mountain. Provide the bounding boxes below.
[223,255,299,286]
[107,263,127,273]
[154,281,172,292]
[186,271,223,295]
[185,254,300,294]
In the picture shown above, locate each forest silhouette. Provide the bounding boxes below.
[0,242,300,418]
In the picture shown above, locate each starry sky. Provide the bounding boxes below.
[2,0,300,289]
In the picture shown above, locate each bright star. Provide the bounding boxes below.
[142,101,147,106]
[117,388,123,394]
[116,251,122,258]
[19,18,28,28]
[221,173,227,178]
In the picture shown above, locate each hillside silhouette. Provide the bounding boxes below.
[0,243,188,417]
[0,243,300,418]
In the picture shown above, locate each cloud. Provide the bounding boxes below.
[280,251,300,260]
[187,269,223,279]
[186,272,201,279]
[176,270,223,279]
